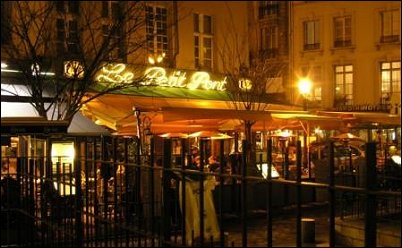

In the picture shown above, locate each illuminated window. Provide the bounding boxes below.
[146,6,168,59]
[380,9,400,43]
[381,61,401,101]
[334,16,352,47]
[334,65,353,105]
[51,142,76,196]
[304,20,320,50]
[194,13,213,69]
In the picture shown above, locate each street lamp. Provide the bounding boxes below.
[298,77,312,177]
[298,77,312,110]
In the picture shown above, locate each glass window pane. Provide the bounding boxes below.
[382,62,390,70]
[392,62,400,68]
[346,83,353,95]
[203,37,212,48]
[335,66,343,73]
[315,21,320,43]
[335,74,343,86]
[345,65,353,72]
[204,15,212,34]
[345,73,353,84]
[193,14,199,33]
[382,71,390,82]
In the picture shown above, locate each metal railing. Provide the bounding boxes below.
[1,136,401,247]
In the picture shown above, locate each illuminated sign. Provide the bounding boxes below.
[64,61,85,79]
[97,63,134,84]
[96,63,227,91]
[238,78,252,90]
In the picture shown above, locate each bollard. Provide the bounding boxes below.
[301,218,315,243]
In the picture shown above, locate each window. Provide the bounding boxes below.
[56,19,79,55]
[194,13,213,69]
[146,5,168,60]
[67,20,79,54]
[381,61,401,102]
[380,9,400,43]
[335,65,354,105]
[334,16,352,47]
[101,1,123,60]
[102,1,120,19]
[55,1,79,14]
[102,24,122,60]
[1,1,12,45]
[304,20,320,50]
[259,1,279,18]
[260,26,278,58]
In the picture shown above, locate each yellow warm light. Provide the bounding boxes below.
[1,62,8,68]
[64,60,84,79]
[239,78,252,90]
[148,56,155,65]
[298,78,312,95]
[280,130,291,137]
[97,63,134,84]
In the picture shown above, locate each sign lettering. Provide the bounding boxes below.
[97,63,134,84]
[335,104,391,113]
[97,63,227,91]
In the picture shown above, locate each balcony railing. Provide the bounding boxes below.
[381,35,400,43]
[303,43,320,51]
[259,48,279,59]
[259,4,279,19]
[334,40,352,48]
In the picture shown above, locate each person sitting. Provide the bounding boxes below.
[207,155,220,173]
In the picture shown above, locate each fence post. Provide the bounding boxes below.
[150,137,155,247]
[219,139,225,247]
[162,138,172,247]
[365,142,377,247]
[296,140,302,247]
[199,138,205,247]
[328,141,336,247]
[75,137,83,247]
[180,138,187,246]
[266,139,273,247]
[241,140,248,247]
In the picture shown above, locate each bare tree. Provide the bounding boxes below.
[217,3,287,169]
[1,1,165,124]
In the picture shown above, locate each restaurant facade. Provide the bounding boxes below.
[1,1,401,247]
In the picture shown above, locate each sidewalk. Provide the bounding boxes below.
[221,202,334,247]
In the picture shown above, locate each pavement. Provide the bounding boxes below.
[221,202,338,247]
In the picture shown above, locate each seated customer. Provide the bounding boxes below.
[207,155,220,173]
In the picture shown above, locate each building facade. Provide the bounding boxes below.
[289,1,401,115]
[248,1,290,102]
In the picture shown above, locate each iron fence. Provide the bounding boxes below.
[1,136,401,247]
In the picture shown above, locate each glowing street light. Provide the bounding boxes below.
[297,77,313,177]
[298,77,312,96]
